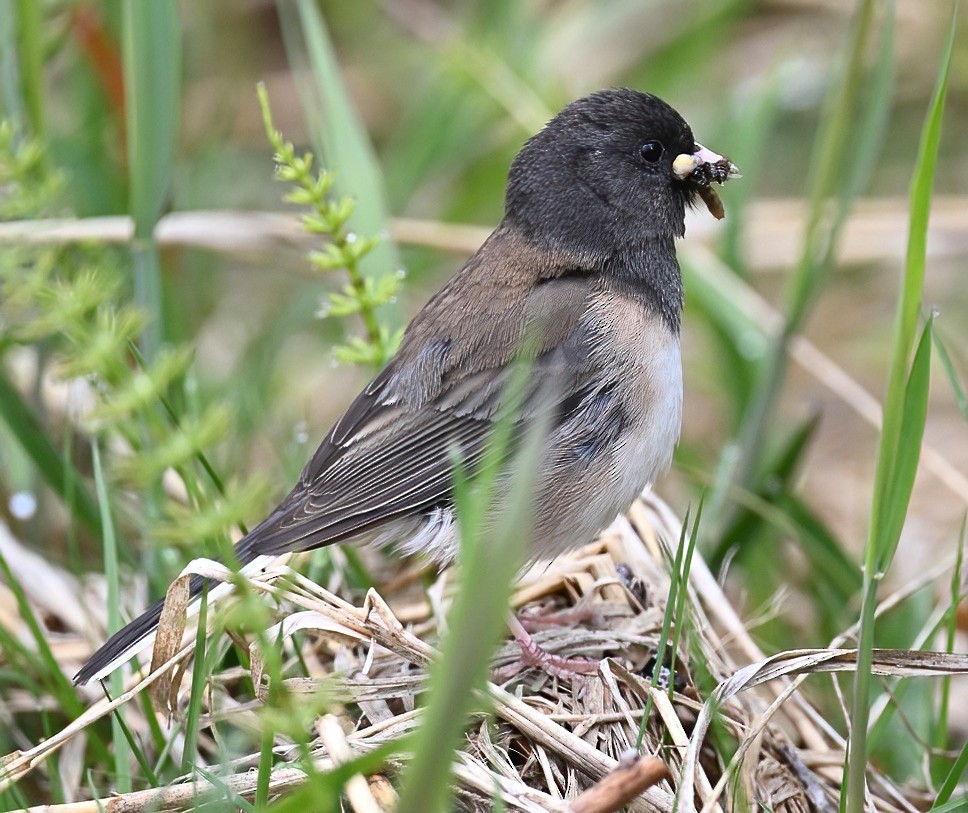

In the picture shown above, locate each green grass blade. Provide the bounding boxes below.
[933,516,966,783]
[92,438,131,793]
[122,0,180,237]
[14,0,44,135]
[670,499,702,698]
[0,552,113,771]
[129,244,164,359]
[278,0,399,286]
[930,795,968,813]
[778,495,862,601]
[785,0,881,322]
[932,330,968,423]
[846,13,956,813]
[194,766,257,812]
[718,78,780,273]
[0,3,23,124]
[181,585,209,774]
[868,4,955,573]
[636,505,693,750]
[0,365,102,537]
[122,0,180,359]
[268,740,405,813]
[877,323,932,563]
[397,361,541,813]
[256,724,274,810]
[0,550,90,717]
[445,40,552,135]
[934,740,968,809]
[872,41,951,523]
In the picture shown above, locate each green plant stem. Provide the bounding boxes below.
[846,574,878,808]
[341,250,384,352]
[284,0,398,283]
[122,0,180,360]
[844,12,955,812]
[257,82,397,368]
[708,0,882,531]
[14,0,44,136]
[933,519,965,783]
[397,360,539,813]
[92,438,131,793]
[130,239,163,361]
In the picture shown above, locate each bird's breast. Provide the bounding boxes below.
[594,299,682,519]
[616,327,682,487]
[530,297,682,559]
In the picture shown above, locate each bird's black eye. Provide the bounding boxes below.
[639,140,664,163]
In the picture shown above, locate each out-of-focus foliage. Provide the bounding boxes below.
[0,1,966,808]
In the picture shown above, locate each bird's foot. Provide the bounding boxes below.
[496,613,600,681]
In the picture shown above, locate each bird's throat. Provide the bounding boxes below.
[607,240,684,334]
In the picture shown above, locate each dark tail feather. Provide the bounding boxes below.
[73,574,208,685]
[73,505,355,685]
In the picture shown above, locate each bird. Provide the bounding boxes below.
[75,87,739,686]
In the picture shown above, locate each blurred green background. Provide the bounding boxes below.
[1,0,968,799]
[3,0,968,663]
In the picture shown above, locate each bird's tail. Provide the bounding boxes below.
[73,548,275,686]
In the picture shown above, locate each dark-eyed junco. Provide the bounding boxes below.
[75,88,738,685]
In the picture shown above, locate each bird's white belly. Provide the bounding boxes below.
[615,335,682,494]
[538,333,682,558]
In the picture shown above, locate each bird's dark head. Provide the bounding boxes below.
[505,88,739,261]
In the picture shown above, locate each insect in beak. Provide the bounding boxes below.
[672,143,741,220]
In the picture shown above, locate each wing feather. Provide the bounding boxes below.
[237,235,603,560]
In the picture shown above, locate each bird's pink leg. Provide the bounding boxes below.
[505,613,599,678]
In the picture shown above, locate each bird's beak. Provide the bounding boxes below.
[672,143,741,220]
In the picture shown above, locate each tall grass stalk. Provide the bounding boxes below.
[257,83,401,367]
[121,0,180,360]
[92,439,131,792]
[0,367,103,536]
[636,504,699,752]
[933,332,968,422]
[934,736,968,809]
[708,0,891,531]
[844,15,956,813]
[932,519,966,784]
[397,361,544,813]
[13,0,43,135]
[277,0,399,288]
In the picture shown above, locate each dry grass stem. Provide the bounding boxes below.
[3,491,962,810]
[1,196,967,269]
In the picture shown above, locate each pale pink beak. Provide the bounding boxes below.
[671,143,740,220]
[672,143,741,182]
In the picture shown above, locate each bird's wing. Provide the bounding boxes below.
[236,258,604,559]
